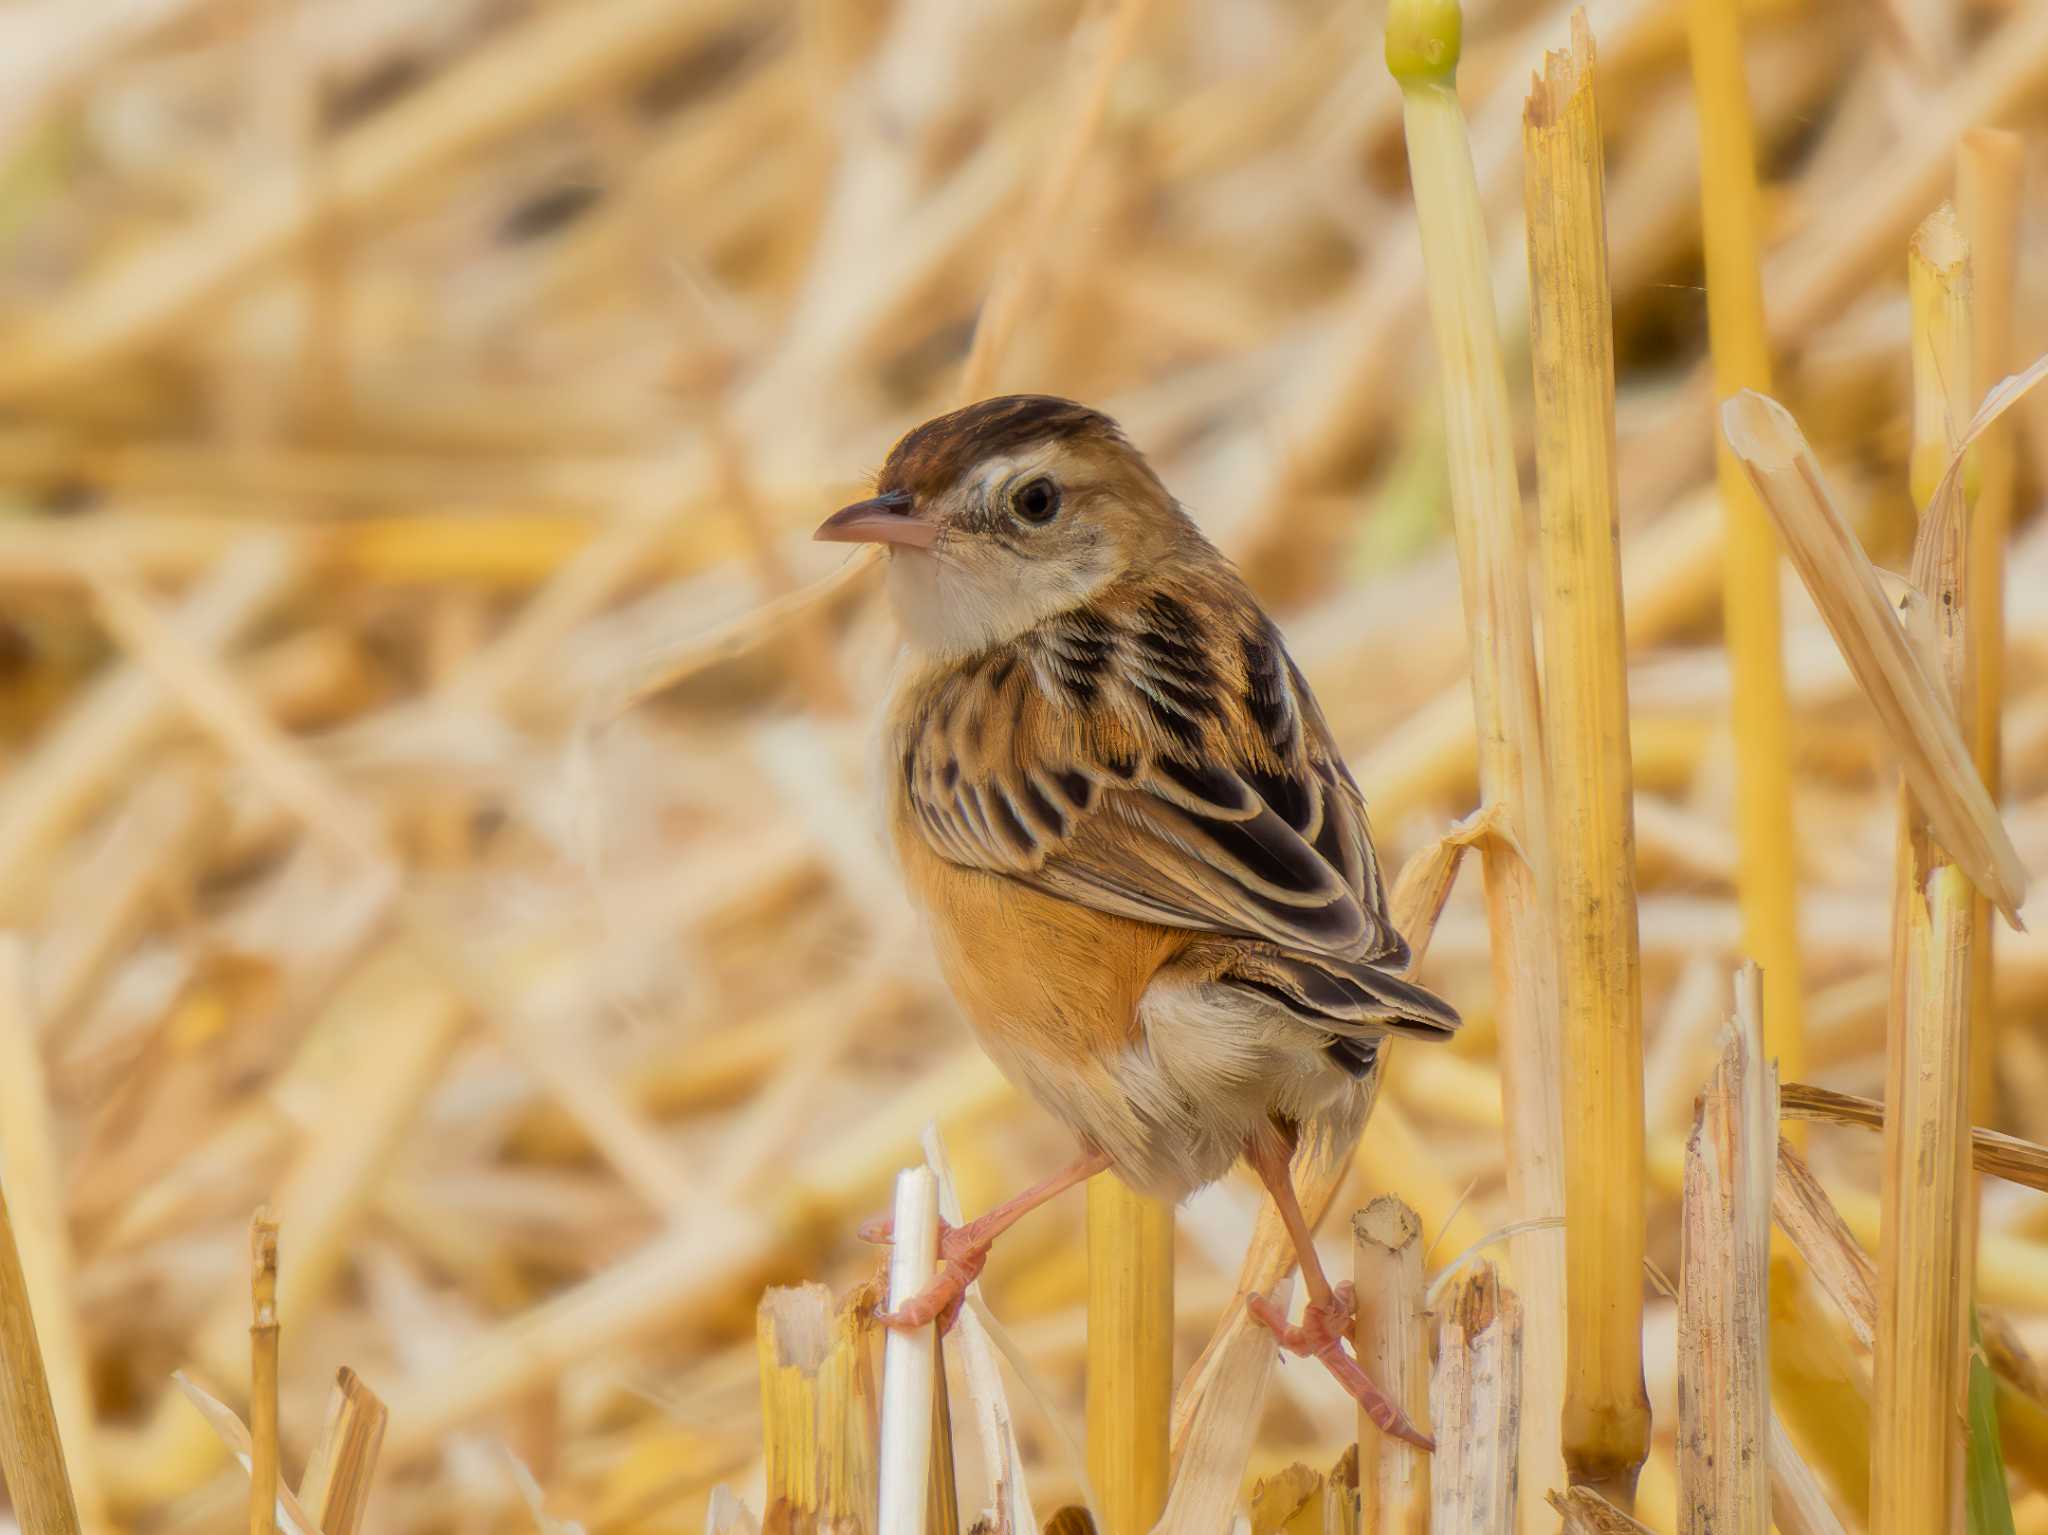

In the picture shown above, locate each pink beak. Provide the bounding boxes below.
[813,492,936,550]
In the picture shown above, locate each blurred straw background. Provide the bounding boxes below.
[0,0,2044,1532]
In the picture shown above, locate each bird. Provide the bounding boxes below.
[817,394,1458,1448]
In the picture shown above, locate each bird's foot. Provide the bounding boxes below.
[863,1216,991,1336]
[1246,1286,1434,1452]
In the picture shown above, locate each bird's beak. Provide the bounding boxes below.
[813,492,936,550]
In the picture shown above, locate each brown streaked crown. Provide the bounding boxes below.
[876,395,1125,500]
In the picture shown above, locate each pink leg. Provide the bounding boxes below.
[1243,1135,1434,1452]
[866,1147,1112,1333]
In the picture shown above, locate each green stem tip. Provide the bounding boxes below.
[1386,0,1463,85]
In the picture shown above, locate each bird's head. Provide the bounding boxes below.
[814,395,1191,657]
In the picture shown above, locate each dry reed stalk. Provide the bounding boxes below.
[297,1368,388,1535]
[1523,13,1649,1508]
[1771,1139,1875,1351]
[1086,1174,1170,1535]
[1958,128,2025,1130]
[0,1164,82,1535]
[249,1210,281,1535]
[0,0,762,405]
[1248,1464,1323,1535]
[105,942,467,1507]
[1779,1085,2048,1194]
[1767,1414,1851,1535]
[929,1336,961,1535]
[1548,1487,1656,1533]
[878,1167,940,1535]
[1683,0,1807,1102]
[626,0,1151,700]
[1351,1198,1427,1534]
[1387,1,1565,1514]
[1324,1445,1359,1535]
[1872,206,1978,1535]
[1428,1263,1522,1534]
[758,1281,880,1534]
[0,937,102,1531]
[956,0,1153,400]
[0,535,297,920]
[1158,1280,1286,1535]
[170,1375,320,1535]
[1677,965,1775,1535]
[1766,1,2048,346]
[1717,392,2026,921]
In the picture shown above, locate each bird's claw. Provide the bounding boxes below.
[1247,1285,1434,1453]
[865,1216,990,1337]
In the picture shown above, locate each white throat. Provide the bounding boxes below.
[884,545,1115,659]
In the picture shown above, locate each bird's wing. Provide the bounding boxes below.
[899,587,1410,967]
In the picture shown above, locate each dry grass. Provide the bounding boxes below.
[0,2,2045,1534]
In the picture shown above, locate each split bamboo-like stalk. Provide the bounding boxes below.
[1716,393,2026,921]
[1351,1198,1427,1534]
[1428,1263,1523,1534]
[1958,128,2024,1131]
[1684,0,1807,1118]
[758,1281,882,1533]
[1873,205,1978,1535]
[296,1368,388,1535]
[1523,12,1648,1508]
[878,1167,940,1535]
[0,1169,82,1535]
[250,1210,281,1535]
[1086,1175,1171,1535]
[1677,965,1776,1535]
[1386,1,1564,1514]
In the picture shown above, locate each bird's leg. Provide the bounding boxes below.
[865,1147,1112,1333]
[1242,1134,1435,1452]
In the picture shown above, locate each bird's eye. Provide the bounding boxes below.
[1012,476,1061,525]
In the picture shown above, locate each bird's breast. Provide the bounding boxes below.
[888,795,1179,1064]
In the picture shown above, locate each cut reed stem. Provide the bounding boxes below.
[1677,965,1776,1535]
[1873,204,1978,1535]
[1085,1174,1172,1535]
[756,1280,882,1532]
[1684,0,1807,1107]
[1523,12,1649,1509]
[878,1166,940,1535]
[249,1209,281,1535]
[1429,1263,1523,1534]
[1387,0,1564,1513]
[1353,1197,1429,1533]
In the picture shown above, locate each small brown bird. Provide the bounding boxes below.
[819,396,1456,1447]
